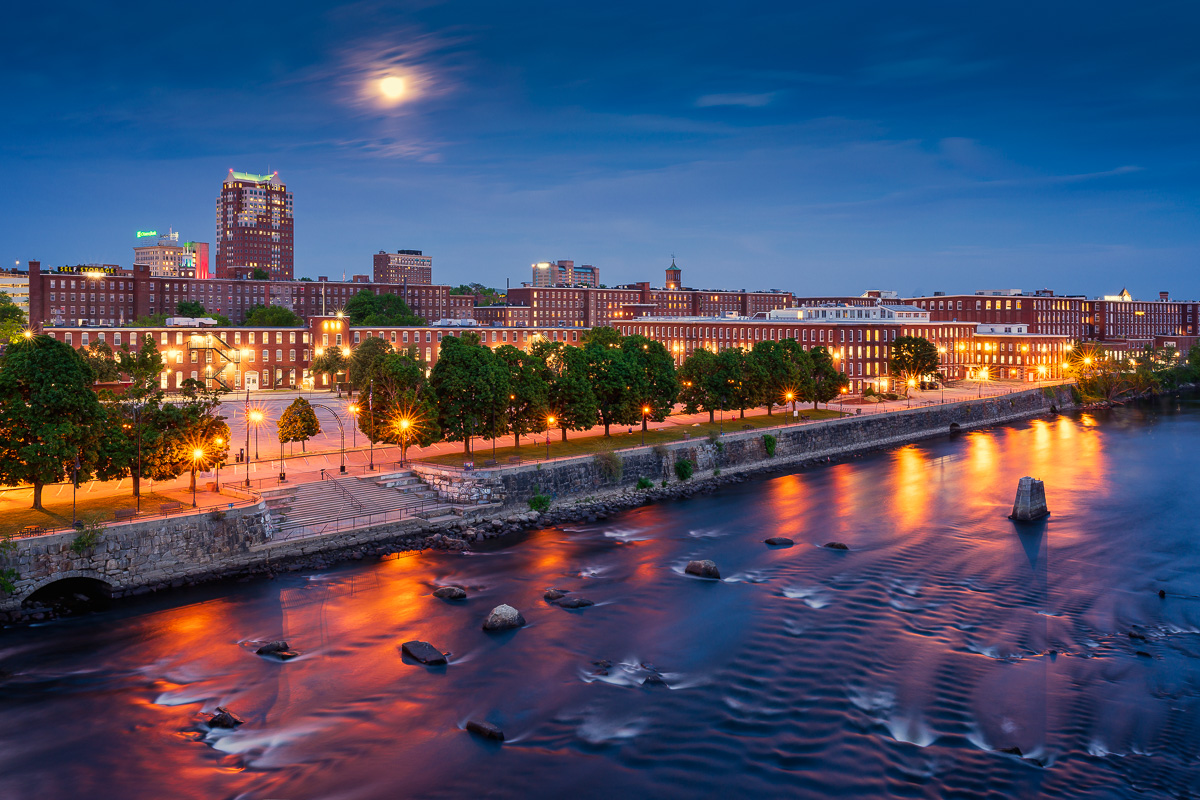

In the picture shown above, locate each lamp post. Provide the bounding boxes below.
[243,391,252,487]
[641,405,650,445]
[72,452,80,527]
[399,418,411,466]
[907,378,916,408]
[127,400,145,513]
[785,391,794,418]
[213,437,224,490]
[546,415,555,459]
[279,433,286,483]
[368,378,374,471]
[347,403,358,448]
[250,409,263,460]
[191,447,203,507]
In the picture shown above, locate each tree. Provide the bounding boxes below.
[531,340,598,441]
[889,336,940,395]
[679,348,722,422]
[621,335,678,428]
[311,347,349,394]
[173,379,230,490]
[131,313,168,327]
[278,398,321,453]
[495,344,549,447]
[778,338,815,411]
[344,290,425,326]
[431,333,509,455]
[251,268,269,280]
[808,346,849,408]
[358,348,441,450]
[715,347,764,419]
[79,340,121,383]
[174,300,230,326]
[0,291,27,343]
[348,336,393,392]
[752,340,799,415]
[0,335,121,509]
[583,328,637,437]
[117,334,166,395]
[244,304,303,326]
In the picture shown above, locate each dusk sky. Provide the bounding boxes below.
[3,1,1198,298]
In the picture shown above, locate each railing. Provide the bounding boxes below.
[7,497,259,541]
[273,496,443,540]
[320,470,363,511]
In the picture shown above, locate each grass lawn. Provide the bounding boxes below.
[0,491,182,538]
[418,408,845,468]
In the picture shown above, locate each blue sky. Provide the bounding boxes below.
[2,1,1198,298]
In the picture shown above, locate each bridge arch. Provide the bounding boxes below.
[20,571,115,606]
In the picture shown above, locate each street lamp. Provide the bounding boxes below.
[398,418,411,466]
[546,415,556,459]
[907,378,916,408]
[785,390,794,417]
[213,437,224,490]
[347,403,359,448]
[191,447,204,507]
[641,404,650,445]
[72,452,81,527]
[249,409,264,460]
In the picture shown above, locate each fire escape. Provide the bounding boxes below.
[187,332,241,391]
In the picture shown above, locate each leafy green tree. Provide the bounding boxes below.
[176,300,206,317]
[778,339,815,408]
[0,291,27,343]
[752,340,802,415]
[117,334,166,395]
[358,348,441,449]
[889,336,940,395]
[808,346,850,408]
[495,345,549,447]
[531,340,598,441]
[621,335,678,428]
[79,340,121,383]
[311,346,349,393]
[679,348,722,422]
[278,397,321,453]
[430,333,509,455]
[0,335,123,509]
[715,347,764,419]
[243,304,303,326]
[348,336,393,392]
[251,268,269,280]
[583,328,637,436]
[131,313,168,327]
[173,379,230,490]
[343,290,425,326]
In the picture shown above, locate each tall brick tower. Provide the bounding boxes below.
[215,170,294,280]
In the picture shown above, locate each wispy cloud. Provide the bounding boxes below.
[695,92,776,108]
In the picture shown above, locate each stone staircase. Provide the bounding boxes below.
[265,469,461,534]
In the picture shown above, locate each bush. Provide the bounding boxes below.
[528,490,551,513]
[763,433,777,458]
[661,479,668,487]
[707,430,724,453]
[595,451,623,483]
[713,467,721,477]
[674,458,695,482]
[0,567,17,595]
[70,516,105,554]
[636,476,654,490]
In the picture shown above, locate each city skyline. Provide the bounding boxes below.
[3,2,1200,298]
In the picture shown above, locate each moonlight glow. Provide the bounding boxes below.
[379,76,406,101]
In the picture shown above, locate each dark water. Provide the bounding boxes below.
[3,397,1200,799]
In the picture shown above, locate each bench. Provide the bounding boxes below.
[159,501,183,515]
[482,459,498,467]
[506,456,522,465]
[18,525,44,537]
[113,508,138,522]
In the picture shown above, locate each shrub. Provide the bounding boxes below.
[595,451,623,483]
[636,476,654,490]
[528,489,551,513]
[661,479,668,487]
[70,515,105,554]
[713,467,721,477]
[674,458,695,482]
[763,433,777,458]
[0,567,17,595]
[707,430,724,453]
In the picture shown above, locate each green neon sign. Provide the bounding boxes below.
[136,230,158,238]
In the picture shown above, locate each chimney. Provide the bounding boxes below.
[1159,291,1169,301]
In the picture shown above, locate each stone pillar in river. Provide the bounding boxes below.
[1009,476,1049,521]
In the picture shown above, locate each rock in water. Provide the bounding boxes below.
[256,641,289,655]
[433,586,467,600]
[642,674,669,688]
[684,560,721,579]
[557,597,594,609]
[1009,476,1049,521]
[823,542,849,550]
[208,707,244,728]
[401,641,448,665]
[998,746,1022,757]
[466,720,505,741]
[482,604,526,631]
[544,588,570,601]
[764,537,794,546]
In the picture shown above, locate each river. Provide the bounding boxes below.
[2,395,1199,799]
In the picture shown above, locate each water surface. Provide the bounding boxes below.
[2,396,1199,799]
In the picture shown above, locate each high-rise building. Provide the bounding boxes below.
[215,170,294,280]
[373,250,432,284]
[133,230,210,278]
[531,260,599,287]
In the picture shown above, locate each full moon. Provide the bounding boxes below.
[379,76,405,101]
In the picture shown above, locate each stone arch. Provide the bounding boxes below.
[19,570,115,604]
[949,422,962,434]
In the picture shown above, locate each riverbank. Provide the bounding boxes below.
[0,384,1076,626]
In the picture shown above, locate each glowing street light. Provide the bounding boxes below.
[641,404,650,445]
[546,415,556,459]
[347,403,359,448]
[249,409,265,460]
[398,418,411,466]
[191,447,204,507]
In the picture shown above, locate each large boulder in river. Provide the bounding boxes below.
[685,560,721,579]
[256,641,300,659]
[466,720,505,741]
[823,542,849,550]
[401,640,448,665]
[482,604,526,631]
[764,537,794,547]
[208,707,244,728]
[557,597,594,609]
[433,586,468,600]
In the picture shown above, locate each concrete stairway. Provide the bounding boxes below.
[267,469,458,532]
